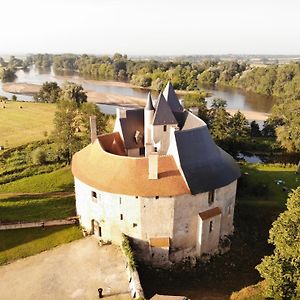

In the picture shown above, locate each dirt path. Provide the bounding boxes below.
[0,237,130,300]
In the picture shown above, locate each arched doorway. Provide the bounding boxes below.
[91,219,102,237]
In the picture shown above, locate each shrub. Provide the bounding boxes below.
[31,148,47,165]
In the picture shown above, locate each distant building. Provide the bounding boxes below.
[72,82,240,267]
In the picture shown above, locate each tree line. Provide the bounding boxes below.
[25,53,300,101]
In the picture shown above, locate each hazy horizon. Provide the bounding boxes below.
[1,0,300,56]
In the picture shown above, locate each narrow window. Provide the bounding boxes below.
[133,223,137,228]
[154,147,158,152]
[209,220,213,232]
[91,191,97,202]
[120,214,123,221]
[139,147,145,156]
[98,226,102,237]
[208,190,215,205]
[163,125,167,132]
[119,197,122,205]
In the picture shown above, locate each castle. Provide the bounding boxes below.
[72,82,240,267]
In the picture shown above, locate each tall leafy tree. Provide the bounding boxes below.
[60,81,87,107]
[34,81,61,103]
[272,100,300,172]
[256,187,300,299]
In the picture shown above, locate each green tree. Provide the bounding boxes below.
[250,120,261,137]
[256,187,300,299]
[272,100,300,172]
[53,98,81,163]
[228,111,250,141]
[60,82,87,106]
[0,67,16,82]
[34,81,62,103]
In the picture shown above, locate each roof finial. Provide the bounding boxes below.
[145,92,155,110]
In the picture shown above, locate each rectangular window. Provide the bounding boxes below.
[208,190,215,205]
[163,125,167,132]
[120,214,123,221]
[133,223,137,228]
[209,220,213,233]
[119,197,122,205]
[154,147,158,152]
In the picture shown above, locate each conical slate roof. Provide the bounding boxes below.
[145,92,155,110]
[163,81,183,112]
[152,93,178,125]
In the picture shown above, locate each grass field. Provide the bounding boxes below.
[0,101,56,148]
[0,167,75,223]
[0,167,73,193]
[0,225,82,265]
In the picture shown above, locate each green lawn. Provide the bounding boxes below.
[0,225,82,265]
[0,101,56,148]
[0,194,75,223]
[0,167,74,193]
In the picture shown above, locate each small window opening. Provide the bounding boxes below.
[139,147,145,156]
[155,196,159,199]
[119,197,122,205]
[154,147,158,152]
[208,190,215,205]
[120,214,123,220]
[133,223,137,228]
[91,191,97,198]
[163,125,167,132]
[209,220,213,232]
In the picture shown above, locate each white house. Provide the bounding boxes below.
[72,82,240,267]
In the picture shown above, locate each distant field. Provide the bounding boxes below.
[0,225,82,265]
[0,101,56,148]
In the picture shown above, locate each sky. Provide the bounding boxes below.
[1,0,300,56]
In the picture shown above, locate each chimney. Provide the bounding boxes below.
[148,152,158,180]
[116,107,127,120]
[89,115,97,143]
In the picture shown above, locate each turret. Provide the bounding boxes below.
[144,92,155,156]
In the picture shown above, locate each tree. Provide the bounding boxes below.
[0,67,16,82]
[250,120,261,137]
[53,98,81,163]
[256,187,300,299]
[34,81,61,103]
[272,100,300,173]
[228,111,250,141]
[60,82,87,106]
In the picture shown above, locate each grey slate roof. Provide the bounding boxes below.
[119,109,144,149]
[152,93,178,126]
[163,81,183,112]
[145,92,155,110]
[174,126,240,194]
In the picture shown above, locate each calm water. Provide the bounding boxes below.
[0,66,275,114]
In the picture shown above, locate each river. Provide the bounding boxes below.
[0,66,275,115]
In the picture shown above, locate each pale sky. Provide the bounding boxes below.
[1,0,300,55]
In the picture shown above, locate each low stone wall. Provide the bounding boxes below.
[0,219,77,230]
[124,259,144,299]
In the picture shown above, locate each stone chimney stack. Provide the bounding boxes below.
[89,115,97,143]
[148,152,158,180]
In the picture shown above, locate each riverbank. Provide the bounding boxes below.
[3,83,41,95]
[3,82,270,121]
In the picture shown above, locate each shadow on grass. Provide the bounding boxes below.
[0,225,75,253]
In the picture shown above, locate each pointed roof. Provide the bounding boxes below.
[145,92,155,110]
[163,81,183,112]
[152,93,177,126]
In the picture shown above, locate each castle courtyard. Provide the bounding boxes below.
[0,237,130,300]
